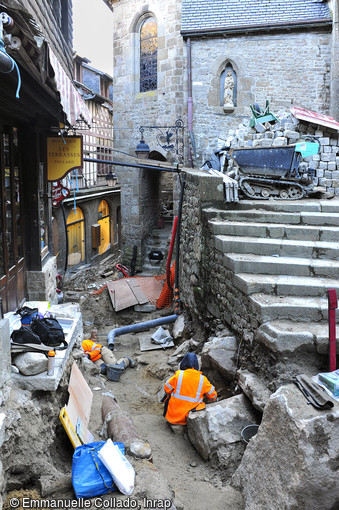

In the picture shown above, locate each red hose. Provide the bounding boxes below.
[166,216,178,291]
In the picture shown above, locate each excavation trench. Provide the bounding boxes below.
[2,277,243,509]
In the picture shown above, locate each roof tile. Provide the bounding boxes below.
[181,0,331,32]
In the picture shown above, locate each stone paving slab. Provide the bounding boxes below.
[224,253,339,278]
[249,293,328,322]
[234,273,339,297]
[215,235,339,259]
[301,211,339,226]
[223,199,323,212]
[209,219,339,242]
[208,209,302,224]
[256,319,339,355]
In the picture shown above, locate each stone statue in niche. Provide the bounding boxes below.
[223,69,235,111]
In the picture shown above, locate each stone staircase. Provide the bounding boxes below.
[141,218,174,276]
[203,198,339,360]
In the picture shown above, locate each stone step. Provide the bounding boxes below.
[205,208,339,226]
[140,262,164,276]
[226,199,339,212]
[249,293,329,323]
[224,253,339,278]
[206,198,339,213]
[256,319,339,355]
[215,235,339,260]
[209,219,339,242]
[234,273,339,298]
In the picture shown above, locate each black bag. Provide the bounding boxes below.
[293,374,334,410]
[15,306,39,325]
[11,326,41,345]
[31,317,67,348]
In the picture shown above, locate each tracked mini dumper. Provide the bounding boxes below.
[225,140,320,200]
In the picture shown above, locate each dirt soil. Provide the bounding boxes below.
[64,262,244,509]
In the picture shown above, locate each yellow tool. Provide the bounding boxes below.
[59,407,82,448]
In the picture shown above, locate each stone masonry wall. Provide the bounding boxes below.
[113,0,185,160]
[180,170,257,341]
[190,30,331,166]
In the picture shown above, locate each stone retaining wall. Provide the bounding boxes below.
[179,168,293,386]
[179,169,250,332]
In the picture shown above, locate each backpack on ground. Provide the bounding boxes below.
[31,317,67,348]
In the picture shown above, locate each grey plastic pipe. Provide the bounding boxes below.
[107,314,178,350]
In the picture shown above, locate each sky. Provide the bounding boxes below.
[72,0,113,76]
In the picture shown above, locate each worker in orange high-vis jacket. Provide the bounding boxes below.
[81,339,117,370]
[82,339,102,362]
[163,352,217,425]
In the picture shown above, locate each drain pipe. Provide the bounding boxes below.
[187,37,193,168]
[107,314,178,350]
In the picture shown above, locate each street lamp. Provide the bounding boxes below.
[135,133,150,159]
[105,172,118,186]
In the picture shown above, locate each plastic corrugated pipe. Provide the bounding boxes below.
[107,314,178,350]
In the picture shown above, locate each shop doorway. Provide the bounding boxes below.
[67,207,85,266]
[0,126,25,314]
[98,200,110,255]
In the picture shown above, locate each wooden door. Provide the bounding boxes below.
[0,126,26,314]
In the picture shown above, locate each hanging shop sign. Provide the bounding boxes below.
[52,181,70,207]
[47,136,83,181]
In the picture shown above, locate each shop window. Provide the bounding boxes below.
[97,146,113,177]
[67,206,85,266]
[140,17,157,93]
[98,200,111,255]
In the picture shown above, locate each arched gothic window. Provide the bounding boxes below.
[140,17,157,92]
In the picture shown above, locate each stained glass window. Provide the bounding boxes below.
[140,17,157,92]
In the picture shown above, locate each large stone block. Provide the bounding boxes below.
[237,369,272,412]
[13,352,48,376]
[232,385,339,510]
[187,394,258,477]
[201,335,237,381]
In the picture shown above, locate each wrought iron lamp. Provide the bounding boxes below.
[105,172,118,186]
[135,132,150,159]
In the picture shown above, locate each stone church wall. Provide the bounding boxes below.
[190,31,331,166]
[113,0,331,167]
[113,0,186,159]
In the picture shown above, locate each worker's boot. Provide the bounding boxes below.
[116,356,130,368]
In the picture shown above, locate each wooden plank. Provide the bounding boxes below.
[66,362,93,429]
[126,278,149,305]
[107,279,139,311]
